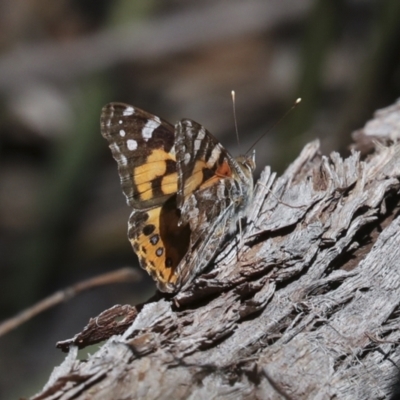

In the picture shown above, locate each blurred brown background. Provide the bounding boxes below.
[1,0,400,398]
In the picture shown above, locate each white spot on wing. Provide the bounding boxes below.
[184,153,191,165]
[194,140,201,152]
[119,129,126,137]
[194,127,206,152]
[207,145,221,167]
[118,120,123,125]
[123,106,134,116]
[142,118,160,141]
[127,139,138,151]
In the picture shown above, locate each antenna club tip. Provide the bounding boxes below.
[295,98,302,104]
[231,90,235,97]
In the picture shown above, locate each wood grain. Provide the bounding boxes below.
[34,100,400,400]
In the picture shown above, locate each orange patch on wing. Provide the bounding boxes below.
[131,207,177,285]
[161,172,178,195]
[136,183,153,201]
[183,160,207,198]
[216,160,232,177]
[133,149,176,200]
[130,196,190,287]
[196,160,233,191]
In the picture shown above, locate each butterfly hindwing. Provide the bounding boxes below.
[128,196,191,292]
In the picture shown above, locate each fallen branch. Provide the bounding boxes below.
[33,100,400,400]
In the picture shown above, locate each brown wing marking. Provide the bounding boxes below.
[175,119,237,208]
[128,195,191,292]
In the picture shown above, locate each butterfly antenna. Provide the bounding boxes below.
[231,90,240,147]
[245,97,302,155]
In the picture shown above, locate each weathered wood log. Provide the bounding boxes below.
[32,101,400,400]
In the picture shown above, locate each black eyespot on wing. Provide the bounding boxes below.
[143,225,156,236]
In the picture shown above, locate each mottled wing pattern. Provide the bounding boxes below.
[100,103,177,209]
[101,103,255,293]
[173,119,255,290]
[127,195,190,291]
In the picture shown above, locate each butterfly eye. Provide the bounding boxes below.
[246,151,256,172]
[237,152,256,175]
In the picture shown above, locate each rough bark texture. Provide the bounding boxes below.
[33,101,400,400]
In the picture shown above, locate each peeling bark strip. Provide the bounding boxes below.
[36,101,400,400]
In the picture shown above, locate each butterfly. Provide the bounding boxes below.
[101,103,255,293]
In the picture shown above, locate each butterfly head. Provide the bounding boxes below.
[236,149,256,182]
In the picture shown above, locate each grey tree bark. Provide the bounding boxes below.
[33,101,400,400]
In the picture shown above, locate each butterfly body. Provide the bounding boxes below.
[101,103,254,293]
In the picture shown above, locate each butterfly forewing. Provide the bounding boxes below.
[101,103,177,209]
[173,119,255,290]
